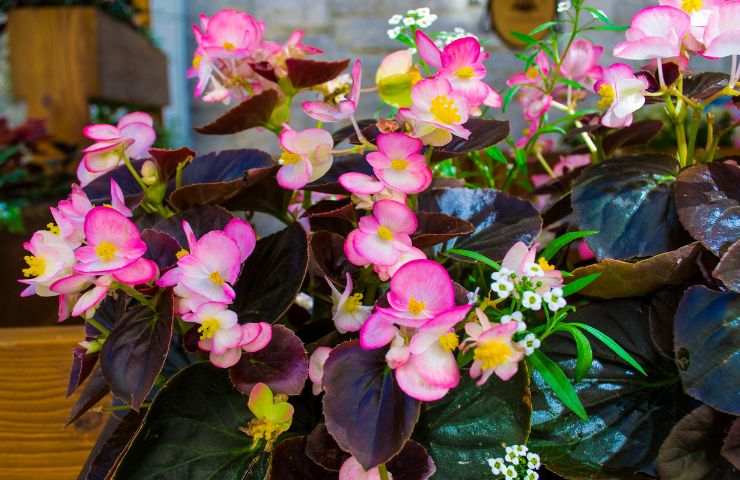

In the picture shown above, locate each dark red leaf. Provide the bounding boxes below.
[602,120,663,154]
[67,347,99,397]
[77,411,144,480]
[714,240,740,293]
[286,58,350,89]
[268,436,338,480]
[431,118,509,161]
[412,212,474,248]
[68,367,110,425]
[306,423,350,471]
[194,90,279,134]
[148,147,195,182]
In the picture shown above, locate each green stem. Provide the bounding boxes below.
[378,464,390,480]
[86,317,110,336]
[115,282,154,309]
[686,107,701,166]
[535,151,555,178]
[121,152,148,192]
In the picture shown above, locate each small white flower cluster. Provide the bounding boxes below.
[387,7,438,38]
[488,445,541,480]
[434,27,479,48]
[557,1,572,13]
[490,266,567,313]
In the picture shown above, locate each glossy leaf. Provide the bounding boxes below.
[430,119,509,161]
[569,242,702,298]
[657,405,737,480]
[83,159,145,204]
[714,240,740,293]
[68,367,110,425]
[115,363,266,479]
[268,436,338,479]
[683,72,729,101]
[223,165,292,218]
[415,367,531,479]
[232,223,309,324]
[602,120,663,154]
[322,341,421,470]
[572,155,689,260]
[529,298,683,478]
[101,293,175,410]
[722,418,740,469]
[419,187,542,261]
[229,325,308,396]
[194,90,279,134]
[308,230,352,282]
[286,58,350,89]
[306,423,349,471]
[77,411,144,480]
[141,229,180,271]
[169,149,273,210]
[67,347,99,397]
[674,161,740,256]
[412,212,475,248]
[674,286,740,415]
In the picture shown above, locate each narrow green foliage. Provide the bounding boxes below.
[540,230,598,260]
[502,85,521,113]
[448,248,501,271]
[562,272,602,297]
[528,350,588,420]
[570,323,647,376]
[558,325,593,381]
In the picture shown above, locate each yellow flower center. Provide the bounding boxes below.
[280,150,303,165]
[456,66,475,79]
[377,225,394,241]
[95,241,118,262]
[439,332,460,352]
[390,158,408,171]
[192,54,202,69]
[526,66,539,79]
[243,415,290,452]
[475,339,514,370]
[430,95,461,125]
[343,293,364,313]
[46,223,60,235]
[223,41,236,51]
[408,297,425,316]
[597,83,615,110]
[682,0,702,13]
[176,248,189,260]
[198,317,221,339]
[209,271,225,286]
[537,257,555,272]
[22,255,46,278]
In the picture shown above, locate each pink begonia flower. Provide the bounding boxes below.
[595,63,648,128]
[74,207,147,274]
[309,346,332,395]
[276,127,334,189]
[302,59,362,122]
[191,302,242,354]
[464,309,524,385]
[200,321,272,368]
[366,133,432,194]
[77,112,156,186]
[399,77,471,146]
[613,6,690,60]
[19,230,76,297]
[560,38,604,87]
[703,2,740,64]
[507,51,551,87]
[327,273,372,333]
[507,52,553,122]
[499,241,563,292]
[348,200,417,267]
[194,9,264,59]
[339,456,386,480]
[373,246,426,282]
[360,259,456,349]
[415,30,501,110]
[393,305,471,401]
[660,0,726,52]
[338,172,407,210]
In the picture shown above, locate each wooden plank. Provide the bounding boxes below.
[0,326,108,480]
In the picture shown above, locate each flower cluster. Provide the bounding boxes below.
[20,180,156,324]
[488,445,541,480]
[157,218,271,368]
[387,7,438,39]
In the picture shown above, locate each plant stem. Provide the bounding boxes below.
[535,150,556,178]
[378,464,390,480]
[86,317,110,336]
[115,282,154,309]
[121,152,148,192]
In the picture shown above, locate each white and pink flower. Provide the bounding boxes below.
[464,309,524,385]
[560,38,604,88]
[327,273,372,333]
[308,346,332,395]
[595,64,648,128]
[74,207,147,274]
[276,127,334,189]
[365,133,431,194]
[613,6,690,61]
[303,59,362,122]
[399,77,470,146]
[346,199,417,267]
[194,9,265,59]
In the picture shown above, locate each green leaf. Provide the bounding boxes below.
[415,367,532,479]
[540,230,598,260]
[558,77,585,90]
[527,350,588,420]
[485,146,508,165]
[448,248,501,270]
[529,21,558,36]
[563,273,602,297]
[502,85,521,113]
[584,6,611,23]
[558,325,593,382]
[587,24,629,32]
[551,109,599,126]
[510,31,538,46]
[571,323,647,376]
[535,125,568,136]
[396,32,415,48]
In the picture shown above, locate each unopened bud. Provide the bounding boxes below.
[141,160,159,186]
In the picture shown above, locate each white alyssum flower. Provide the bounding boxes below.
[513,444,528,456]
[403,16,416,26]
[522,291,542,311]
[543,287,566,311]
[492,279,515,299]
[524,261,545,278]
[504,465,519,480]
[387,27,401,39]
[557,1,572,13]
[491,267,514,282]
[488,457,506,475]
[294,292,314,312]
[518,333,541,356]
[500,311,526,332]
[388,14,403,25]
[504,449,520,465]
[526,452,541,469]
[524,470,539,480]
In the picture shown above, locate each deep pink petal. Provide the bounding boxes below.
[50,274,94,294]
[395,361,450,401]
[388,259,455,314]
[224,217,256,262]
[83,124,121,141]
[344,230,371,267]
[112,258,158,285]
[241,322,272,352]
[415,30,442,69]
[359,311,398,349]
[376,132,424,159]
[118,111,154,129]
[72,285,109,317]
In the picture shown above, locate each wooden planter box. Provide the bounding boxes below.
[7,6,169,145]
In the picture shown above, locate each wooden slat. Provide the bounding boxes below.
[0,326,108,480]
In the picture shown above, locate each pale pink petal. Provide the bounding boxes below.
[395,360,450,401]
[83,124,121,141]
[388,259,455,314]
[212,325,243,354]
[372,199,417,234]
[120,122,156,159]
[110,179,133,217]
[209,348,242,368]
[72,285,109,317]
[353,230,400,266]
[117,111,154,129]
[224,217,257,262]
[157,267,182,287]
[339,456,382,480]
[277,159,312,189]
[339,172,384,195]
[376,132,424,159]
[50,274,94,294]
[241,322,272,352]
[359,310,398,349]
[413,342,460,388]
[375,163,432,194]
[309,346,332,394]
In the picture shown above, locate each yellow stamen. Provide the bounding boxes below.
[223,41,236,51]
[390,159,408,171]
[377,225,394,241]
[456,66,475,79]
[475,339,514,370]
[430,95,461,124]
[538,257,555,272]
[439,332,459,352]
[22,255,46,278]
[242,414,290,452]
[597,83,615,110]
[198,317,220,339]
[681,0,702,13]
[526,66,539,80]
[46,223,60,235]
[343,293,364,313]
[280,150,303,165]
[408,297,425,316]
[95,241,118,262]
[192,54,202,69]
[176,248,189,260]
[209,271,225,286]
[409,67,423,85]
